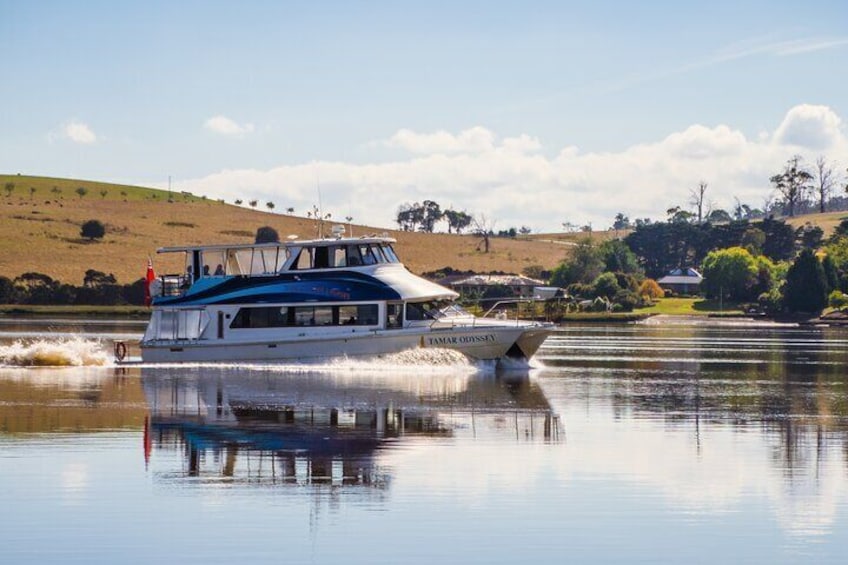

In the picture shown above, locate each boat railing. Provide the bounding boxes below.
[482,299,535,322]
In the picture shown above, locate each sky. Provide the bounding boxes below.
[2,0,847,233]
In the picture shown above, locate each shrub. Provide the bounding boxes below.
[255,226,280,243]
[829,290,848,310]
[592,272,622,299]
[758,288,783,315]
[639,279,665,299]
[80,219,106,241]
[612,289,638,311]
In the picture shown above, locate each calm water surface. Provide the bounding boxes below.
[1,318,848,564]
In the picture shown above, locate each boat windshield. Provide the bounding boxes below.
[288,242,401,270]
[406,300,469,321]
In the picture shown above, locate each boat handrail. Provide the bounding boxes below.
[482,299,533,319]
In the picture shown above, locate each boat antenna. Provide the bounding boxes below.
[316,170,324,239]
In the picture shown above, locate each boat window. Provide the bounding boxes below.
[381,244,400,263]
[291,248,312,270]
[153,309,209,340]
[230,305,380,329]
[201,250,227,277]
[314,247,329,269]
[331,246,347,268]
[358,245,377,265]
[346,245,363,266]
[406,300,451,321]
[371,245,388,263]
[386,303,403,328]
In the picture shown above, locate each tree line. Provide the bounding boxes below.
[0,270,147,306]
[547,215,848,315]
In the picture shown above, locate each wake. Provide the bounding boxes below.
[0,337,111,367]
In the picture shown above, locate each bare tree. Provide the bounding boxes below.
[769,155,813,217]
[689,181,708,223]
[813,156,835,213]
[472,214,495,253]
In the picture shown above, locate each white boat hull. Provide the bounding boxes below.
[140,323,550,364]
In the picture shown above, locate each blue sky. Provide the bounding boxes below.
[2,0,847,232]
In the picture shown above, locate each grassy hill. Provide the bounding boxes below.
[0,174,571,284]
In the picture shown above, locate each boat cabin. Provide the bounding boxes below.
[155,237,403,295]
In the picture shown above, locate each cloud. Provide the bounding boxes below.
[179,104,848,233]
[772,104,843,150]
[64,121,97,144]
[385,126,496,154]
[204,115,255,136]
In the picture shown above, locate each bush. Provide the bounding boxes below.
[566,283,593,299]
[612,289,638,312]
[592,272,622,299]
[758,288,783,315]
[255,226,280,243]
[80,219,106,241]
[639,278,665,299]
[829,290,848,310]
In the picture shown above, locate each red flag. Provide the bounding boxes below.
[144,257,156,307]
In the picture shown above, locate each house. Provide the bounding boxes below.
[657,268,703,295]
[441,274,547,299]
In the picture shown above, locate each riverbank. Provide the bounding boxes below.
[0,305,151,318]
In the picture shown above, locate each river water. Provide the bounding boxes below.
[1,317,848,564]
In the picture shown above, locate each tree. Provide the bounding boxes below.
[419,200,443,232]
[796,223,824,250]
[813,155,836,213]
[99,189,108,199]
[286,207,294,214]
[396,202,424,231]
[80,219,106,241]
[592,272,622,299]
[248,200,258,208]
[759,217,796,261]
[3,182,14,198]
[83,269,117,287]
[700,247,758,301]
[599,239,642,275]
[689,181,708,223]
[769,155,813,217]
[234,199,243,205]
[266,201,275,211]
[444,209,473,234]
[14,272,59,304]
[666,206,694,224]
[783,248,828,313]
[612,212,630,231]
[706,209,732,223]
[549,238,605,287]
[472,215,495,253]
[255,226,280,243]
[76,186,88,199]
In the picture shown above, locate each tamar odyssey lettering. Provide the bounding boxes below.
[426,334,496,346]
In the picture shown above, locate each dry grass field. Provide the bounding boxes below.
[0,175,570,284]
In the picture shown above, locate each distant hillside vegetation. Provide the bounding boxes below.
[0,174,569,284]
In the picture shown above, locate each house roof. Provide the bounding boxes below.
[657,275,703,285]
[446,274,545,287]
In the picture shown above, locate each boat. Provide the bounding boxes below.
[132,230,553,364]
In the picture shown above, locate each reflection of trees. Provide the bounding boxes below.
[0,371,146,434]
[545,323,848,476]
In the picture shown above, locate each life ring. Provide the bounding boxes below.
[115,341,127,362]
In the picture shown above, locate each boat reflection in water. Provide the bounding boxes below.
[141,366,559,489]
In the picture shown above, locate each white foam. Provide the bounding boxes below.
[0,337,111,367]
